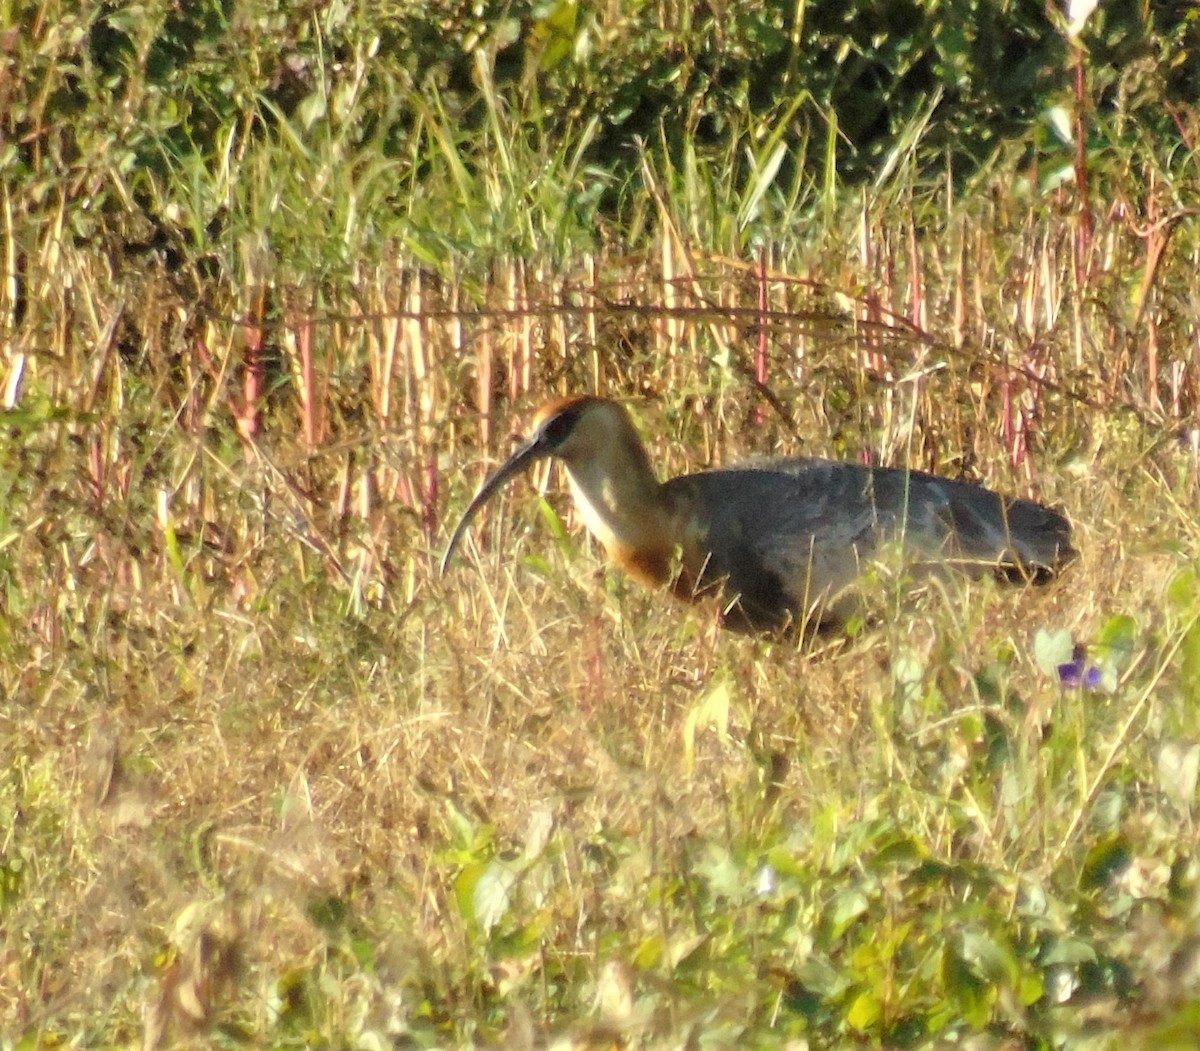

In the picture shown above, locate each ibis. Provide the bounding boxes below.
[441,396,1076,634]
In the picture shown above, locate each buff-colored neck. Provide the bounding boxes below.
[550,401,676,587]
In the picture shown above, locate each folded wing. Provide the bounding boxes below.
[667,460,1075,632]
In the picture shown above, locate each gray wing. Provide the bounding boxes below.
[666,460,1074,630]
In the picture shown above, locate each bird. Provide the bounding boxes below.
[440,395,1076,635]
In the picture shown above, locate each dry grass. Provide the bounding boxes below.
[3,157,1200,1048]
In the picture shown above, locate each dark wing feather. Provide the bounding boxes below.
[665,459,1075,631]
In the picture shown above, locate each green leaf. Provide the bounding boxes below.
[1167,568,1198,610]
[737,140,786,231]
[633,934,663,969]
[868,835,927,869]
[350,936,375,969]
[892,647,924,708]
[1180,618,1200,705]
[296,91,327,130]
[536,496,570,542]
[1042,934,1098,967]
[1019,968,1045,1006]
[454,860,487,926]
[845,989,882,1031]
[941,947,992,1028]
[682,678,732,775]
[521,553,556,578]
[1080,835,1131,890]
[443,800,477,851]
[305,894,347,933]
[474,858,520,934]
[668,932,709,972]
[1157,741,1200,810]
[528,1,577,72]
[1034,628,1074,676]
[1097,614,1138,670]
[765,846,808,879]
[825,888,869,939]
[960,927,1019,987]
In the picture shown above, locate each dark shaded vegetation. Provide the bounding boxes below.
[6,0,1197,245]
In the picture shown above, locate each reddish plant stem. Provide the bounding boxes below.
[755,247,769,425]
[1073,51,1094,265]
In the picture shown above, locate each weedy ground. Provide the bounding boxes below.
[4,59,1200,1051]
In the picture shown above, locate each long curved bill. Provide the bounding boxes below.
[440,433,550,575]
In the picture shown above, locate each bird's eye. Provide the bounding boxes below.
[540,409,578,446]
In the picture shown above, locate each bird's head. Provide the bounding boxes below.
[440,396,637,574]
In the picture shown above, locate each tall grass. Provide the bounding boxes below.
[3,11,1200,1049]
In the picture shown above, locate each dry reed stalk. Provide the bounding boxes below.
[664,236,737,389]
[585,253,600,392]
[659,232,675,367]
[972,230,987,351]
[401,272,440,536]
[476,322,494,465]
[193,320,238,438]
[754,248,769,425]
[857,198,888,384]
[88,431,104,507]
[333,446,353,523]
[237,285,265,441]
[300,304,322,446]
[548,267,569,393]
[1146,315,1161,416]
[952,230,967,349]
[1169,352,1195,420]
[0,187,26,409]
[1072,50,1095,263]
[437,277,485,462]
[507,260,532,399]
[78,300,123,415]
[369,281,400,423]
[1127,185,1190,414]
[906,215,926,333]
[281,290,323,449]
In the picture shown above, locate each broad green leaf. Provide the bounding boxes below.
[846,989,882,1031]
[941,947,992,1028]
[960,927,1019,987]
[1167,568,1197,610]
[1019,968,1045,1005]
[668,933,709,972]
[682,679,732,775]
[737,140,786,231]
[350,937,375,969]
[892,647,924,709]
[522,807,555,861]
[1157,741,1200,811]
[1042,934,1098,967]
[765,846,808,879]
[869,836,927,870]
[474,858,520,935]
[1080,835,1132,890]
[1181,618,1200,705]
[454,861,487,926]
[1097,615,1138,670]
[1034,628,1074,677]
[825,889,869,939]
[443,799,477,851]
[536,496,571,544]
[633,934,663,970]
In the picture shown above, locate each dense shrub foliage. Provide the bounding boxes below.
[6,0,1197,244]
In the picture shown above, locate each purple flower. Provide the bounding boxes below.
[1058,644,1102,690]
